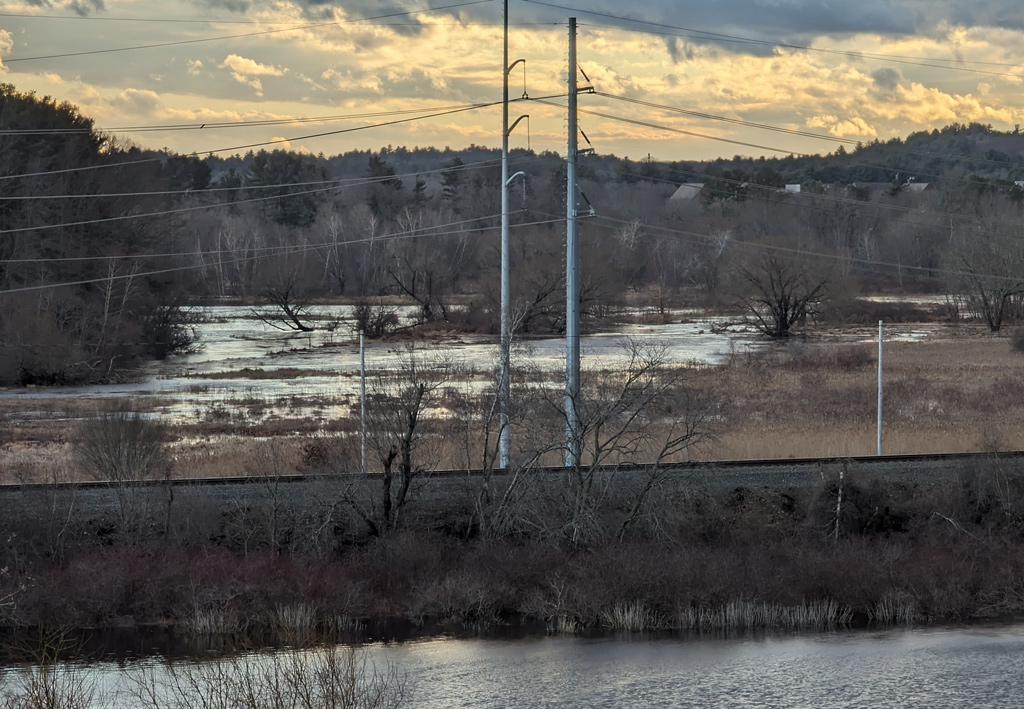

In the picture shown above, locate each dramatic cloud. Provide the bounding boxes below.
[65,0,104,16]
[7,0,1024,159]
[192,0,251,12]
[0,30,11,75]
[219,54,287,95]
[807,115,878,138]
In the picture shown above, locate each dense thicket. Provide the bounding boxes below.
[0,84,202,385]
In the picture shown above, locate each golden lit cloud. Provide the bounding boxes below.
[0,30,12,74]
[7,1,1024,159]
[219,54,287,96]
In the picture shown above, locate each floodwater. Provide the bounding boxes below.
[3,624,1022,708]
[0,306,761,424]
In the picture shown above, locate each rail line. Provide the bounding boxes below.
[3,449,1021,493]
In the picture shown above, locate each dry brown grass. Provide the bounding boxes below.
[701,331,1024,459]
[4,327,1024,480]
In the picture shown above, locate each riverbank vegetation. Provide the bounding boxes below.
[1,451,1023,639]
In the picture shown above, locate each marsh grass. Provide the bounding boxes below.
[677,600,853,632]
[183,605,248,638]
[870,593,919,625]
[600,601,667,631]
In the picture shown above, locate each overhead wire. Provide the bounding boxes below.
[520,0,1024,78]
[0,150,544,235]
[0,102,507,136]
[0,214,563,295]
[593,92,1024,172]
[0,150,528,203]
[580,211,1024,287]
[0,94,552,183]
[3,0,495,63]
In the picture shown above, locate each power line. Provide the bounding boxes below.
[0,13,553,28]
[0,152,534,235]
[0,102,499,136]
[3,0,494,63]
[610,162,1024,239]
[0,151,522,203]
[520,0,1024,79]
[594,92,1024,172]
[584,212,1024,287]
[0,215,562,295]
[0,97,549,183]
[553,98,1024,197]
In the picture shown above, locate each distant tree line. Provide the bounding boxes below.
[5,82,1024,384]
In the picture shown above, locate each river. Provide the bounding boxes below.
[4,624,1021,708]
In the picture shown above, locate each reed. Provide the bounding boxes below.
[600,601,666,631]
[870,593,919,625]
[676,600,853,632]
[182,605,247,638]
[272,603,317,646]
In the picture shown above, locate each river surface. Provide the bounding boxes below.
[5,624,1021,708]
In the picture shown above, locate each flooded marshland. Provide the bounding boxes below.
[0,305,761,426]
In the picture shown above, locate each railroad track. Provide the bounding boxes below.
[3,449,1021,493]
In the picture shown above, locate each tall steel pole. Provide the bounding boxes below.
[499,0,512,469]
[565,17,581,467]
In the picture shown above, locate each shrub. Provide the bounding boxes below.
[352,301,399,339]
[1011,327,1024,354]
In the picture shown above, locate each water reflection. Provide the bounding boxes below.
[375,625,1024,708]
[7,624,1020,708]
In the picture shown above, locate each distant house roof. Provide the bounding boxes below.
[669,183,706,201]
[903,181,931,193]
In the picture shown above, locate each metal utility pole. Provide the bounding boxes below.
[565,17,581,467]
[500,1,529,470]
[500,0,512,470]
[877,320,883,456]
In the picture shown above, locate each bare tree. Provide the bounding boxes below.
[734,253,830,338]
[254,267,318,332]
[947,223,1024,332]
[361,346,457,533]
[516,339,715,547]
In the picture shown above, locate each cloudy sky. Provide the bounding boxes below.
[3,0,1024,161]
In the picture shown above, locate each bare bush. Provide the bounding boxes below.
[0,627,95,709]
[73,409,166,483]
[352,301,399,339]
[72,408,167,536]
[130,645,404,709]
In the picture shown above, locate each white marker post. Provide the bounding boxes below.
[877,320,883,456]
[360,330,367,475]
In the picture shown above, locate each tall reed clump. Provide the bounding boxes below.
[182,604,249,639]
[600,601,667,631]
[272,603,318,646]
[870,592,919,625]
[130,645,404,709]
[677,600,853,632]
